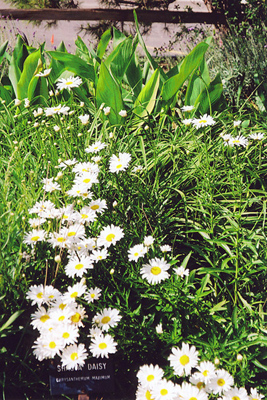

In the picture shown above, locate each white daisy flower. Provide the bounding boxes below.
[168,342,199,376]
[26,284,47,306]
[61,343,88,370]
[93,307,121,331]
[78,114,89,125]
[178,381,208,400]
[42,177,61,192]
[209,369,234,395]
[156,323,163,334]
[137,364,164,389]
[132,165,143,173]
[136,386,155,400]
[14,99,21,106]
[182,119,193,126]
[70,304,87,327]
[194,361,216,384]
[228,135,248,147]
[192,114,215,129]
[50,306,73,325]
[45,104,70,116]
[62,282,87,304]
[144,236,155,246]
[28,200,56,215]
[57,158,78,169]
[65,255,94,278]
[222,386,248,400]
[72,161,99,175]
[78,206,97,224]
[33,107,43,117]
[30,306,51,330]
[28,217,46,229]
[97,224,124,248]
[66,184,92,199]
[58,204,79,224]
[249,388,264,400]
[140,258,170,285]
[160,244,172,253]
[91,248,109,262]
[174,266,190,278]
[89,333,117,358]
[249,132,264,141]
[73,172,99,189]
[88,199,107,214]
[36,332,65,359]
[128,244,147,262]
[23,229,46,246]
[109,153,131,173]
[85,141,107,153]
[181,105,195,112]
[84,287,102,303]
[56,76,82,91]
[58,323,79,346]
[151,378,177,400]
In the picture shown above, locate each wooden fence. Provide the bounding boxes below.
[0,8,227,25]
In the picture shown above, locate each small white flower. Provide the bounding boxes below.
[192,114,215,129]
[181,105,195,112]
[174,266,189,278]
[56,76,82,91]
[182,119,192,126]
[233,120,242,127]
[228,135,248,147]
[14,99,21,106]
[103,106,111,115]
[144,236,154,247]
[78,114,89,125]
[24,98,30,108]
[156,323,163,334]
[119,109,127,117]
[35,68,52,77]
[249,132,264,141]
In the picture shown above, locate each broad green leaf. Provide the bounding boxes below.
[97,28,111,59]
[47,51,96,83]
[162,41,209,102]
[96,62,123,126]
[113,27,127,49]
[124,53,143,99]
[195,73,224,114]
[0,85,13,105]
[17,49,42,100]
[185,58,210,105]
[209,300,228,314]
[0,41,8,66]
[133,10,167,83]
[133,69,160,120]
[105,37,138,84]
[75,36,93,64]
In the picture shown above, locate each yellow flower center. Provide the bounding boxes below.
[71,352,78,361]
[70,291,78,298]
[99,342,107,349]
[232,397,240,400]
[145,391,154,400]
[189,398,197,400]
[58,316,65,321]
[67,231,76,237]
[37,292,43,299]
[83,178,91,183]
[66,81,74,86]
[203,370,209,377]
[59,303,66,310]
[31,236,40,241]
[71,312,81,323]
[101,316,111,324]
[217,378,225,386]
[199,119,207,124]
[40,314,50,323]
[63,332,70,339]
[160,389,168,396]
[81,214,88,219]
[106,233,115,242]
[49,341,56,349]
[57,237,66,243]
[63,214,68,219]
[116,164,122,169]
[75,263,84,270]
[196,382,205,389]
[147,375,154,382]
[180,354,189,366]
[91,293,95,298]
[134,252,139,257]
[91,205,99,210]
[151,266,161,275]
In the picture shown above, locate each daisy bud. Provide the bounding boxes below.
[54,255,61,263]
[110,269,115,275]
[113,201,118,207]
[78,133,83,137]
[15,99,21,106]
[214,357,220,365]
[156,323,163,334]
[237,353,243,361]
[56,171,63,179]
[81,277,86,285]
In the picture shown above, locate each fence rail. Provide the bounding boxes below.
[0,8,227,24]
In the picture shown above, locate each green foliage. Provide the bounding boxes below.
[1,17,267,399]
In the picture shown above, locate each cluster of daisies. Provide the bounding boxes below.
[27,282,120,369]
[136,342,263,400]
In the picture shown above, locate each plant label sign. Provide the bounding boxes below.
[49,358,114,395]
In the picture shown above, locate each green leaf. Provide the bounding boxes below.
[162,41,209,102]
[209,300,228,314]
[0,85,13,105]
[96,62,123,126]
[0,310,24,333]
[17,49,42,100]
[185,58,210,106]
[124,53,143,99]
[0,41,8,66]
[113,27,127,49]
[97,28,112,59]
[47,51,96,83]
[195,73,224,114]
[133,69,160,121]
[75,36,93,64]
